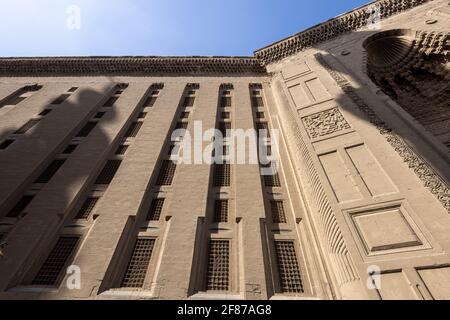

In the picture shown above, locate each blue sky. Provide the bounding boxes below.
[0,0,371,57]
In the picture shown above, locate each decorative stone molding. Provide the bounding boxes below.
[0,57,266,77]
[315,52,450,214]
[255,0,431,65]
[274,80,360,289]
[302,107,351,139]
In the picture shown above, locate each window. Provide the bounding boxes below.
[39,109,52,116]
[75,197,99,219]
[146,198,165,221]
[214,200,228,223]
[0,233,5,242]
[264,173,281,187]
[51,94,71,105]
[0,95,25,107]
[256,122,270,138]
[121,238,155,288]
[6,195,35,218]
[0,86,42,108]
[14,119,41,134]
[76,122,97,137]
[256,112,265,119]
[184,97,195,107]
[221,112,230,119]
[115,145,129,155]
[137,112,147,119]
[214,164,230,187]
[103,96,118,107]
[95,160,122,185]
[67,87,78,93]
[0,139,15,150]
[94,112,106,119]
[206,240,230,291]
[32,236,79,286]
[124,122,143,138]
[218,122,231,137]
[181,112,190,119]
[143,96,157,107]
[156,160,176,186]
[274,241,304,293]
[270,201,287,223]
[175,122,188,130]
[220,97,231,108]
[62,144,78,154]
[252,97,264,108]
[35,159,66,184]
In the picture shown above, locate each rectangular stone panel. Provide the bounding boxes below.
[378,272,418,300]
[418,267,450,300]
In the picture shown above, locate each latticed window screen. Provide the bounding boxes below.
[6,195,35,218]
[76,121,97,137]
[115,145,129,155]
[252,97,264,107]
[124,122,143,138]
[206,240,230,291]
[214,200,229,223]
[103,96,118,107]
[256,112,265,119]
[14,119,41,134]
[264,173,281,187]
[143,96,157,107]
[220,97,231,108]
[32,237,79,286]
[95,160,122,185]
[51,94,70,105]
[35,159,66,184]
[75,197,99,219]
[270,201,287,223]
[214,164,231,187]
[218,122,231,137]
[146,198,165,221]
[274,241,304,293]
[256,122,270,138]
[184,97,195,107]
[156,160,177,186]
[121,238,156,288]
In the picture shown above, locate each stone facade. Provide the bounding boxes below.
[0,0,449,300]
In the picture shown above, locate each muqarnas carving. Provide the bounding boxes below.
[302,107,351,139]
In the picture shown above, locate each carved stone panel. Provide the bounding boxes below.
[302,107,351,139]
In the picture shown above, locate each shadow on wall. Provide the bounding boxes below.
[0,85,122,296]
[309,29,450,209]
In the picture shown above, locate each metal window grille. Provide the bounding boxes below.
[270,201,287,223]
[214,164,230,187]
[121,238,156,288]
[32,237,79,286]
[274,241,304,293]
[75,197,99,219]
[124,122,143,138]
[214,200,228,223]
[156,160,177,186]
[115,145,129,155]
[95,160,122,185]
[206,240,230,291]
[146,198,165,221]
[34,159,66,184]
[264,173,281,187]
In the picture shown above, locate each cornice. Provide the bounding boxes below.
[254,0,432,66]
[0,56,267,77]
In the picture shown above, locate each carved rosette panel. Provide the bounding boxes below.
[302,107,351,139]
